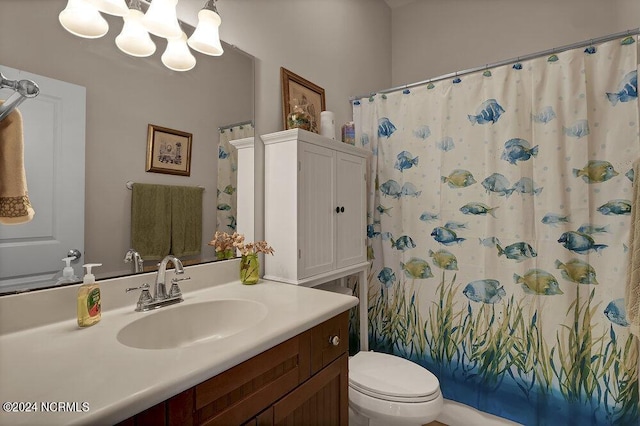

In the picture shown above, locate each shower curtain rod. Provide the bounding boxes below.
[350,28,640,101]
[218,120,254,131]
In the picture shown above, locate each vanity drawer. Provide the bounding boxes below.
[310,310,349,374]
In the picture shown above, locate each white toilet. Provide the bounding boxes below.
[348,351,443,426]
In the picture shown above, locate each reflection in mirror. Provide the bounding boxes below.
[0,0,254,294]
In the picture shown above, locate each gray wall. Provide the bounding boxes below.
[390,0,640,86]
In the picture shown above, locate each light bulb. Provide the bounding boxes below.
[58,0,109,39]
[161,32,196,72]
[142,0,181,39]
[116,8,156,57]
[187,6,223,56]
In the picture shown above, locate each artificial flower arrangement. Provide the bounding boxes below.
[209,231,274,284]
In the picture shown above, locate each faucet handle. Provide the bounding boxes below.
[169,276,190,298]
[126,283,153,312]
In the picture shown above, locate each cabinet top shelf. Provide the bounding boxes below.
[262,128,371,157]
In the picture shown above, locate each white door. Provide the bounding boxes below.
[298,142,335,278]
[336,152,366,269]
[0,66,85,292]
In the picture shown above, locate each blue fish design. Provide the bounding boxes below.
[542,213,570,227]
[598,199,632,215]
[513,177,543,196]
[413,125,431,139]
[395,151,419,172]
[621,36,635,45]
[563,119,590,138]
[402,89,410,94]
[218,146,230,159]
[483,70,492,77]
[468,99,505,125]
[479,237,501,248]
[584,46,597,54]
[361,134,370,146]
[604,298,630,326]
[481,173,514,197]
[419,211,439,222]
[513,63,523,70]
[227,215,237,231]
[431,227,466,246]
[577,224,610,235]
[463,279,505,304]
[460,202,498,218]
[391,235,416,251]
[427,83,436,89]
[401,182,422,198]
[380,179,402,198]
[626,168,635,182]
[377,267,396,288]
[532,106,556,124]
[378,117,397,138]
[452,77,462,84]
[367,224,380,239]
[548,54,559,63]
[606,70,637,106]
[444,221,467,230]
[376,205,393,216]
[217,203,232,211]
[497,242,537,262]
[436,137,455,152]
[501,138,538,165]
[558,231,608,254]
[353,100,361,106]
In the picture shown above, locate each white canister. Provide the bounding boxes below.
[320,111,336,139]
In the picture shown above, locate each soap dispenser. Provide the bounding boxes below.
[77,263,102,328]
[55,257,80,285]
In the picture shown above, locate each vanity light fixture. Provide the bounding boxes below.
[115,0,157,57]
[187,0,224,56]
[161,31,197,71]
[59,0,224,72]
[59,0,109,39]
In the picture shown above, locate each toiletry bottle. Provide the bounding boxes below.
[77,263,102,328]
[55,257,80,285]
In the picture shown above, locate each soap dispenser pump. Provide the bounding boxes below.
[55,257,80,285]
[77,263,102,328]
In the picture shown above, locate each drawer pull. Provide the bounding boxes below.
[329,335,340,346]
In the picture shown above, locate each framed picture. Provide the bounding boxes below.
[281,67,326,133]
[145,124,193,176]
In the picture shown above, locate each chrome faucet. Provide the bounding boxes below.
[124,249,144,273]
[126,255,191,312]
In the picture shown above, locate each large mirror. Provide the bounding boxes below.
[0,0,254,294]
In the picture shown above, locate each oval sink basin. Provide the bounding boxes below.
[117,299,268,350]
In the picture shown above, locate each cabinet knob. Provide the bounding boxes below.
[340,206,345,213]
[329,335,340,346]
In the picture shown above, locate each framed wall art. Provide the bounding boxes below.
[146,124,193,176]
[281,67,325,133]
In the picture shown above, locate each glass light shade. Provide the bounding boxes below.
[86,0,128,16]
[58,0,109,39]
[116,9,156,57]
[142,0,181,39]
[161,32,196,72]
[187,8,224,56]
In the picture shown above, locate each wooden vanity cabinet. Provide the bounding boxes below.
[117,311,349,426]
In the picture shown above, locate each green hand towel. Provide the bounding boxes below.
[131,183,171,260]
[171,185,204,257]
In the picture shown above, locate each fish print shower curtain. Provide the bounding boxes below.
[217,123,254,234]
[353,36,639,425]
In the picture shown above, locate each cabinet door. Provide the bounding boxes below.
[271,354,348,426]
[298,143,336,278]
[335,152,367,268]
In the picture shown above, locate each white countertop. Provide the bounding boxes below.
[0,279,358,425]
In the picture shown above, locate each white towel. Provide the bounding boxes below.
[625,159,640,337]
[0,104,34,225]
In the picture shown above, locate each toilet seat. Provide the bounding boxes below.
[349,351,440,403]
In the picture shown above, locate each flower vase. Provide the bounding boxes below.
[216,249,235,260]
[287,101,312,131]
[240,253,259,285]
